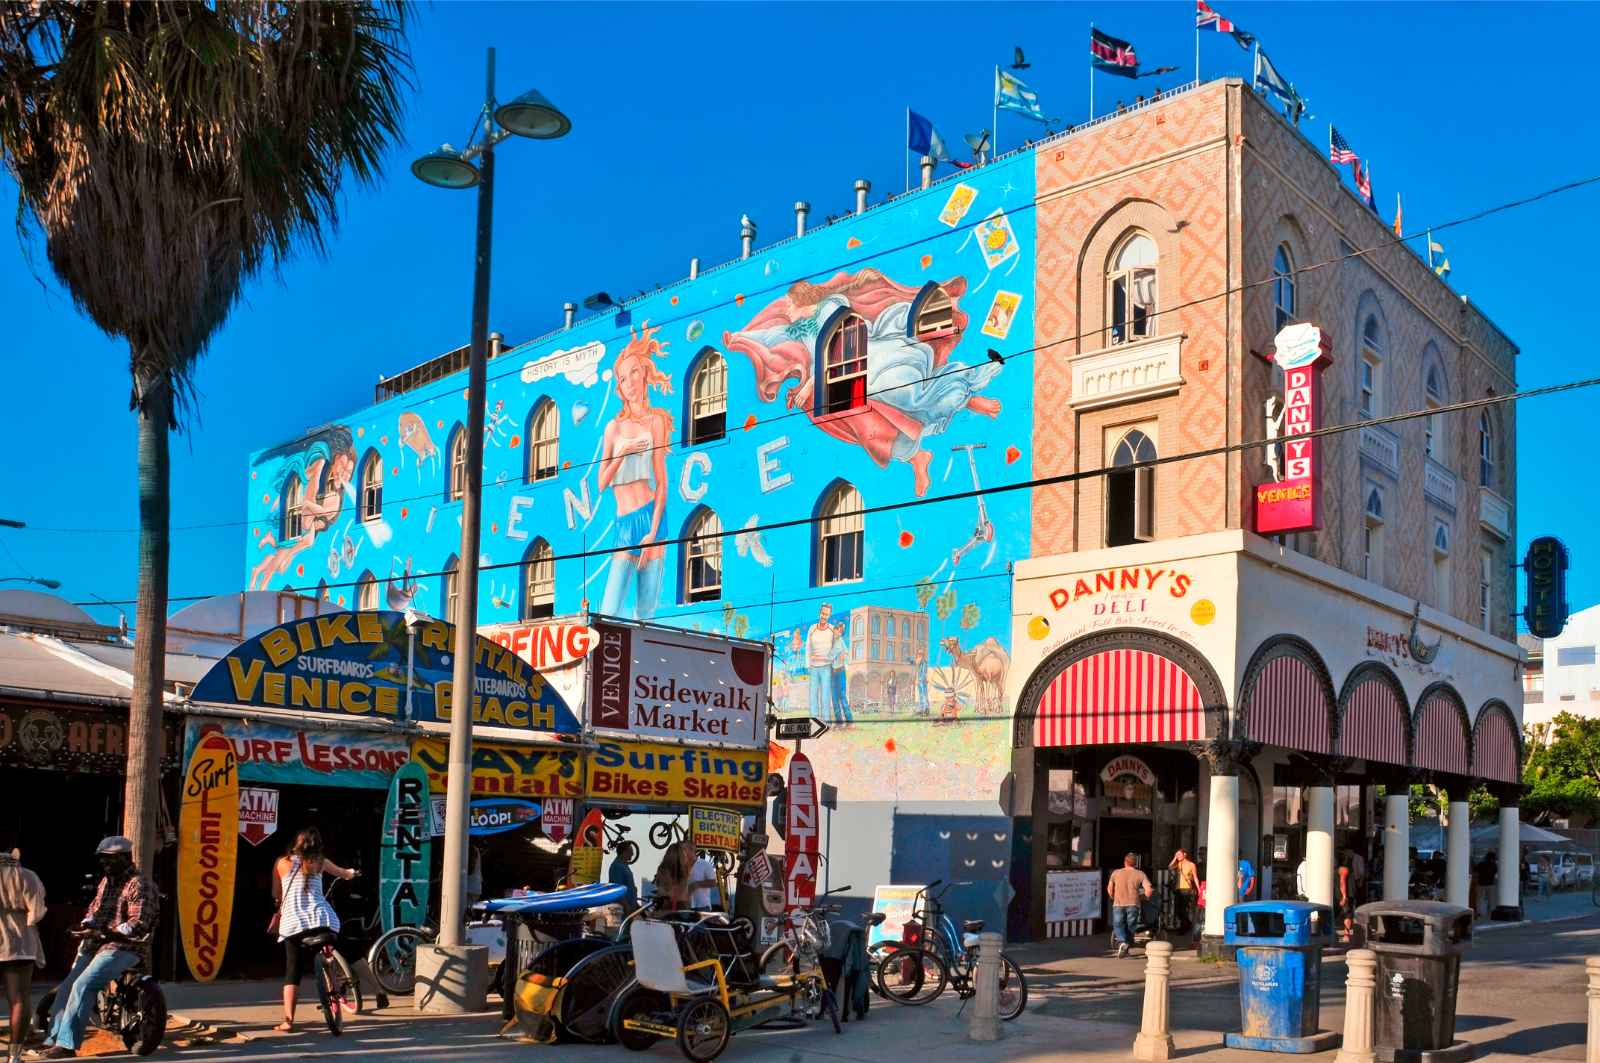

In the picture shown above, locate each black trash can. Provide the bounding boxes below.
[1355,900,1474,1063]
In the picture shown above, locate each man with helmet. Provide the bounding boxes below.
[35,837,158,1059]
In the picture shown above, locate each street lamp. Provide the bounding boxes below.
[410,47,570,1012]
[0,576,60,590]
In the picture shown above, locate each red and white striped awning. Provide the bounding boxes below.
[1337,676,1408,766]
[1413,690,1470,775]
[1473,705,1520,783]
[1241,655,1330,754]
[1033,649,1206,747]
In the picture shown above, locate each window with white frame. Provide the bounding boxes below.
[443,557,460,623]
[522,539,554,620]
[1432,521,1451,613]
[1273,244,1297,331]
[1478,412,1495,488]
[1106,428,1157,547]
[528,399,559,481]
[915,286,957,339]
[687,353,728,445]
[1424,365,1444,460]
[448,428,467,502]
[683,508,723,603]
[1363,485,1385,582]
[1108,233,1158,345]
[282,475,305,541]
[357,571,379,611]
[360,452,383,522]
[1479,547,1493,630]
[817,482,864,585]
[820,314,869,415]
[1359,316,1384,418]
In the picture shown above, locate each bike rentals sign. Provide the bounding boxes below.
[783,753,819,912]
[690,806,742,852]
[178,731,238,982]
[379,760,431,934]
[191,610,580,734]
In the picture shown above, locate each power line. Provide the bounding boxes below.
[71,371,1600,609]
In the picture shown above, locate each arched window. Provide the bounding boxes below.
[683,508,723,602]
[447,427,467,502]
[522,539,554,620]
[687,352,728,445]
[1273,244,1296,331]
[1424,363,1445,459]
[914,285,956,339]
[1363,485,1385,582]
[1478,412,1495,488]
[1432,521,1452,613]
[819,313,869,415]
[817,482,864,585]
[360,451,383,522]
[1106,429,1156,547]
[282,475,305,541]
[1358,316,1384,418]
[357,570,380,612]
[1108,232,1158,345]
[528,398,559,481]
[442,556,460,622]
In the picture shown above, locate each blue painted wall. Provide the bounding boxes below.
[244,152,1036,806]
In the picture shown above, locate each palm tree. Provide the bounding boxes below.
[0,3,412,866]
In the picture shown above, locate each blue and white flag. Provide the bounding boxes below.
[907,110,970,168]
[1253,48,1308,123]
[995,67,1046,121]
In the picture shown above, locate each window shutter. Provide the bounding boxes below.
[1134,466,1155,541]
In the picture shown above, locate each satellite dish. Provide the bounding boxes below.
[964,130,992,153]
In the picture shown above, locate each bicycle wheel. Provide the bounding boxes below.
[759,940,795,978]
[875,946,947,1005]
[997,954,1028,1021]
[609,982,670,1052]
[557,945,636,1043]
[369,925,429,996]
[314,952,344,1036]
[820,987,842,1034]
[648,822,675,849]
[676,998,731,1063]
[332,951,363,1015]
[615,839,640,866]
[126,981,167,1056]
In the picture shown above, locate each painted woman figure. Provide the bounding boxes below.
[723,268,1001,497]
[251,426,357,590]
[597,324,672,619]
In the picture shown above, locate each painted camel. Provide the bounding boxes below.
[940,635,1011,715]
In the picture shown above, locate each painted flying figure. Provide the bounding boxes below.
[251,426,356,591]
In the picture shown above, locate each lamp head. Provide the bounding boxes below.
[494,89,572,140]
[582,292,615,312]
[411,145,479,190]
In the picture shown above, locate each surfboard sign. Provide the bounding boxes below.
[178,730,238,981]
[379,760,432,933]
[569,807,605,885]
[470,798,542,836]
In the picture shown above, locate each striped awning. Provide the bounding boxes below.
[1413,690,1470,775]
[1242,655,1330,754]
[1337,676,1408,766]
[1473,706,1520,783]
[1033,649,1206,747]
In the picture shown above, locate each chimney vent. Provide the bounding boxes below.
[920,156,935,190]
[854,179,871,215]
[563,302,576,330]
[795,201,810,237]
[689,257,700,280]
[740,215,756,260]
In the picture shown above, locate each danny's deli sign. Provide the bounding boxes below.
[588,620,769,747]
[1255,323,1332,535]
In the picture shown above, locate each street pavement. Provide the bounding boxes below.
[22,897,1600,1062]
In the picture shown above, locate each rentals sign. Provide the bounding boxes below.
[1255,323,1332,535]
[783,753,819,912]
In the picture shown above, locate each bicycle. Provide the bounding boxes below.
[873,881,1026,1020]
[599,819,641,866]
[368,905,508,997]
[758,887,849,1024]
[34,928,167,1056]
[649,818,688,850]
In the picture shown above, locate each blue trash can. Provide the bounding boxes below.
[1222,900,1338,1053]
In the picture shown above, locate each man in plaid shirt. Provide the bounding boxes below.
[36,837,159,1058]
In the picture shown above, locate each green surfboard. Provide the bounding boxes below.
[380,760,432,932]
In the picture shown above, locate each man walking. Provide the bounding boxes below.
[1167,848,1199,938]
[1107,853,1153,958]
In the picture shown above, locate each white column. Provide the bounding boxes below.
[1383,793,1410,900]
[1497,804,1520,915]
[1446,800,1471,909]
[1306,785,1335,907]
[1204,772,1240,941]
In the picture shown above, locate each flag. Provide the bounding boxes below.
[1355,161,1376,212]
[995,67,1047,121]
[1253,47,1307,122]
[1091,27,1140,78]
[1196,0,1255,49]
[1427,233,1451,279]
[1329,127,1359,165]
[908,110,971,169]
[1392,193,1403,237]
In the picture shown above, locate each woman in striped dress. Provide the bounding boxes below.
[272,828,357,1032]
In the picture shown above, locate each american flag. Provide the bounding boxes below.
[1329,127,1359,165]
[1354,160,1373,201]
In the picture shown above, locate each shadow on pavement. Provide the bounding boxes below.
[1471,1020,1584,1056]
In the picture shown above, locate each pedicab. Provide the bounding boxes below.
[610,913,842,1062]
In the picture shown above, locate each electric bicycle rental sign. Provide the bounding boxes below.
[1255,323,1332,535]
[783,753,819,912]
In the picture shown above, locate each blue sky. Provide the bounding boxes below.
[3,1,1598,627]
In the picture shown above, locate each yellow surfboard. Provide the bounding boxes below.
[178,730,239,981]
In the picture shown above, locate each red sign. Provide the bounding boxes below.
[485,621,599,671]
[590,623,632,730]
[542,797,574,842]
[783,753,818,912]
[238,787,280,847]
[1255,323,1331,535]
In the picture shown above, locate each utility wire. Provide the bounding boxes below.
[72,372,1600,609]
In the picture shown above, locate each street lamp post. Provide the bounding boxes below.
[411,46,569,1013]
[0,577,60,589]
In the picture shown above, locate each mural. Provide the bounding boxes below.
[244,153,1038,805]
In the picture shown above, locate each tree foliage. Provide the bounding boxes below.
[1520,713,1600,824]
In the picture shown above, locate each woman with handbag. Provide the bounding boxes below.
[0,835,46,1063]
[271,828,357,1032]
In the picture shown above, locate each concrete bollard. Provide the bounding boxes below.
[968,932,1004,1041]
[1132,940,1175,1061]
[1335,949,1377,1063]
[1587,957,1600,1063]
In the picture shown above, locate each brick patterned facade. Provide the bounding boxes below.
[1031,80,1518,638]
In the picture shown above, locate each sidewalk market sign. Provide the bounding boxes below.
[587,619,769,746]
[191,610,579,734]
[184,718,409,790]
[178,732,238,982]
[379,761,431,934]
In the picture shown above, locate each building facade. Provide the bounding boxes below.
[1523,604,1600,732]
[243,79,1524,943]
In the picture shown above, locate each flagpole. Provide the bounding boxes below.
[1088,22,1095,119]
[1426,229,1434,271]
[905,107,910,193]
[1194,13,1200,86]
[993,66,1000,159]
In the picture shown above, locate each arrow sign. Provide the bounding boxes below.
[774,717,829,741]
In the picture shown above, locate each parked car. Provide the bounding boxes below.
[1571,851,1595,885]
[1526,850,1585,889]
